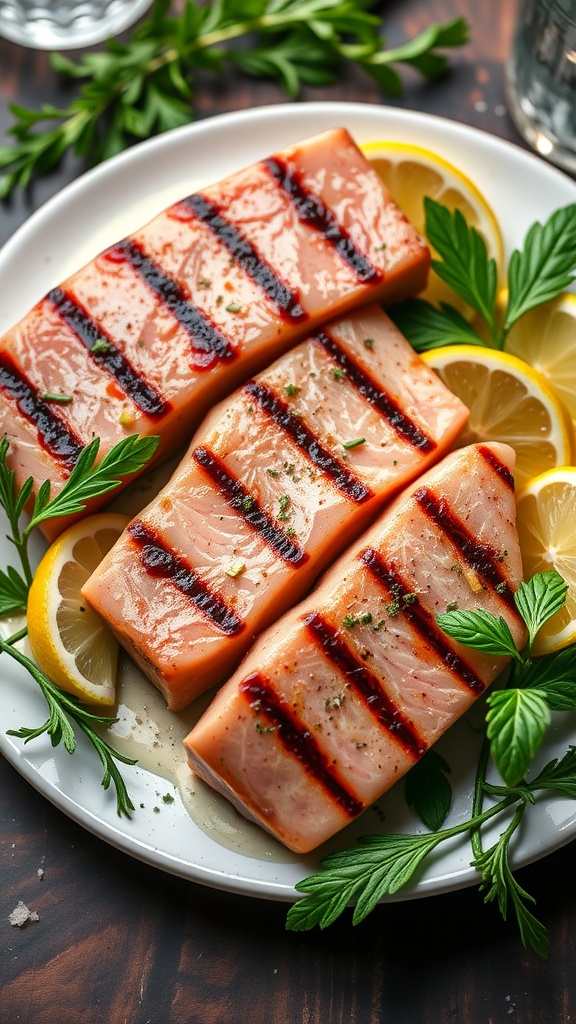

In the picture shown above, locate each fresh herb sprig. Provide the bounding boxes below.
[0,0,469,198]
[391,199,576,352]
[286,570,576,957]
[0,432,159,611]
[0,432,159,811]
[1,627,136,816]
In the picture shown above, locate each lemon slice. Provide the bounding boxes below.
[361,140,504,314]
[420,346,573,489]
[504,292,576,426]
[27,513,129,707]
[516,468,576,654]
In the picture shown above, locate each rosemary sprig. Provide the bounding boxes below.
[0,0,469,198]
[0,433,159,811]
[1,629,135,816]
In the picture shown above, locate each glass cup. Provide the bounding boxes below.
[0,0,153,49]
[505,0,576,176]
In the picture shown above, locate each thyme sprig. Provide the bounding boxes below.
[287,570,576,957]
[0,0,469,198]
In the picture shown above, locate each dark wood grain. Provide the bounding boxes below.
[2,2,576,1022]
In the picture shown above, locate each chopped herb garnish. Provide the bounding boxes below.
[343,437,366,450]
[197,278,211,287]
[242,496,254,512]
[386,600,400,617]
[285,383,299,397]
[42,392,73,404]
[255,721,275,734]
[446,600,458,612]
[342,614,359,628]
[332,367,345,381]
[278,495,291,520]
[91,338,112,355]
[363,337,375,349]
[226,302,241,313]
[267,468,279,477]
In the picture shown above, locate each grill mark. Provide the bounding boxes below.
[193,446,308,567]
[317,331,436,453]
[478,445,515,491]
[304,612,425,760]
[240,672,363,818]
[263,156,381,283]
[107,239,235,367]
[244,379,372,504]
[360,548,485,695]
[415,487,519,612]
[47,287,170,418]
[128,519,244,636]
[0,351,83,471]
[183,194,307,323]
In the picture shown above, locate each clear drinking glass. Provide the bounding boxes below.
[505,0,576,175]
[0,0,153,49]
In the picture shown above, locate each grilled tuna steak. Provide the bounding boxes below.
[0,128,430,539]
[184,442,526,853]
[81,304,468,710]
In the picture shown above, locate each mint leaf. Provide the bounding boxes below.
[436,608,520,660]
[486,689,551,786]
[404,749,452,831]
[514,570,568,649]
[522,646,576,710]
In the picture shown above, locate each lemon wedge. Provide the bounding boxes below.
[361,140,504,315]
[27,513,129,707]
[504,292,576,427]
[516,468,576,655]
[420,346,573,489]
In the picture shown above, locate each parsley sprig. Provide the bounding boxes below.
[391,199,576,351]
[287,570,576,957]
[0,432,159,813]
[0,0,468,198]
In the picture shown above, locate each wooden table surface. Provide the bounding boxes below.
[2,1,576,1022]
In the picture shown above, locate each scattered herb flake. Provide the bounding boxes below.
[343,437,366,450]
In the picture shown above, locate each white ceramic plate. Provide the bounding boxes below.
[1,102,576,905]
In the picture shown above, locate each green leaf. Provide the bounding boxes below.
[0,565,29,615]
[436,608,520,660]
[473,824,549,958]
[29,433,160,528]
[514,570,568,649]
[404,749,452,831]
[486,689,551,786]
[286,831,444,931]
[389,298,488,351]
[505,204,576,331]
[521,646,576,710]
[529,746,576,798]
[424,198,498,333]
